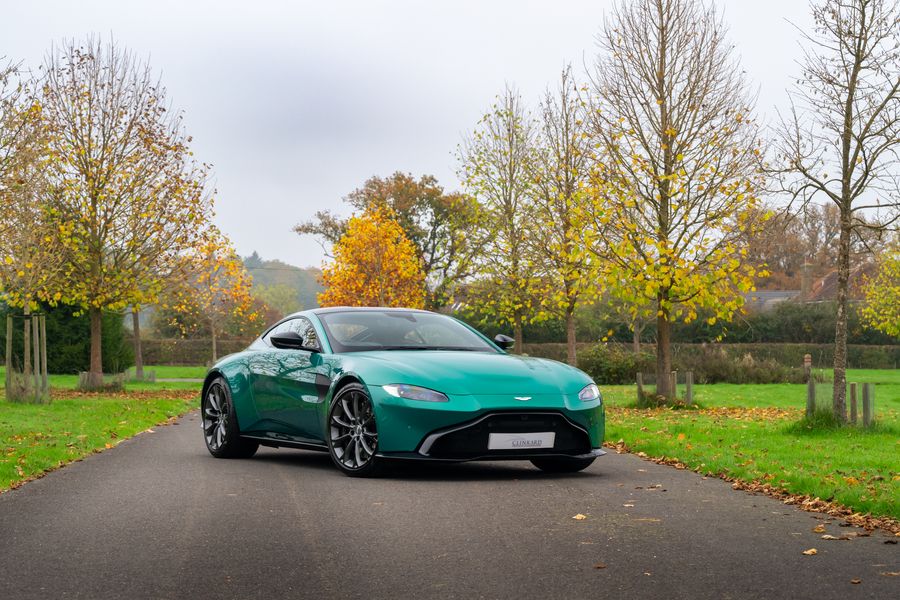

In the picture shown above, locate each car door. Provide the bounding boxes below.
[249,317,326,443]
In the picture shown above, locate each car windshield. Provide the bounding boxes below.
[317,311,498,353]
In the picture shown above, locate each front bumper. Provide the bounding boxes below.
[371,389,605,456]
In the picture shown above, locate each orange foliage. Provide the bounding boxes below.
[318,207,425,308]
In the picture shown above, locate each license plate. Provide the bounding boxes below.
[488,432,556,450]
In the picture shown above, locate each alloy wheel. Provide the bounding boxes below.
[203,382,229,452]
[329,389,378,470]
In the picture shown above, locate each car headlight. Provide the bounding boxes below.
[578,383,602,402]
[382,384,449,403]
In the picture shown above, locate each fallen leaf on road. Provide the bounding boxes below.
[880,572,899,577]
[822,534,850,541]
[802,548,817,555]
[813,524,826,533]
[594,562,607,569]
[634,518,661,522]
[573,514,587,520]
[104,443,112,449]
[885,540,898,545]
[623,504,634,507]
[850,579,861,584]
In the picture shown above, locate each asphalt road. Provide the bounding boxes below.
[0,411,896,600]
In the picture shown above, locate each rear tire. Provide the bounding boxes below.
[530,456,595,473]
[202,377,259,459]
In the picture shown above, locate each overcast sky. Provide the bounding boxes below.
[3,0,813,268]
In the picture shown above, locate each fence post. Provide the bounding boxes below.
[803,353,812,381]
[849,382,857,424]
[806,376,816,419]
[671,370,678,399]
[636,372,643,403]
[685,371,693,405]
[862,383,873,428]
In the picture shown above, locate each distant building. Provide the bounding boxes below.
[742,290,801,312]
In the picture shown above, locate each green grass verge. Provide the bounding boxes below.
[0,391,196,492]
[0,365,205,391]
[603,369,900,521]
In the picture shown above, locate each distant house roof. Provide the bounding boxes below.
[742,290,801,312]
[806,264,876,302]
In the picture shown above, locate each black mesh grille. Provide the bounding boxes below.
[423,412,591,459]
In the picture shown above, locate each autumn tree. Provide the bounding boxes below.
[318,206,425,308]
[861,243,899,337]
[459,87,542,352]
[775,0,899,421]
[529,67,594,365]
[743,203,885,290]
[163,228,260,362]
[296,172,483,308]
[41,38,213,386]
[0,64,63,400]
[586,0,766,399]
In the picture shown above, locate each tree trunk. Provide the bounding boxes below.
[565,306,577,366]
[88,307,103,388]
[655,299,672,399]
[513,313,524,355]
[132,308,144,380]
[832,209,851,423]
[211,323,218,364]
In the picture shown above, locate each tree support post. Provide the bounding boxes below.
[849,382,857,424]
[636,372,643,403]
[670,371,677,400]
[5,315,12,400]
[862,383,873,428]
[806,377,816,419]
[685,371,693,405]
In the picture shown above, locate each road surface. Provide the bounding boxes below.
[0,411,896,599]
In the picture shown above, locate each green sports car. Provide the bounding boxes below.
[201,307,605,477]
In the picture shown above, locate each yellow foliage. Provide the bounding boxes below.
[318,206,425,308]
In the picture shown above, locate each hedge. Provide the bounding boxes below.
[523,342,900,370]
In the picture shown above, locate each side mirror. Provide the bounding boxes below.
[494,334,515,350]
[271,331,319,352]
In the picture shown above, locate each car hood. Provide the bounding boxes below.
[342,350,591,396]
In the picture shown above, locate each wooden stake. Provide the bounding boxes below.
[40,315,49,397]
[862,383,873,428]
[686,371,693,405]
[806,376,815,419]
[636,372,644,403]
[5,315,12,400]
[849,382,857,424]
[32,315,40,402]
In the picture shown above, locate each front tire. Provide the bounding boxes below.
[530,456,596,473]
[327,383,383,477]
[202,377,259,459]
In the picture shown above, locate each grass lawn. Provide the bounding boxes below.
[602,369,900,521]
[0,365,201,492]
[126,365,208,379]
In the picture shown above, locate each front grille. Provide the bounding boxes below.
[421,412,591,460]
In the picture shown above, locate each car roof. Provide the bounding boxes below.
[309,306,436,316]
